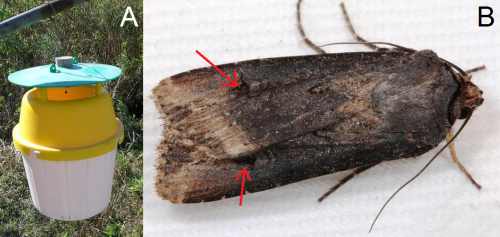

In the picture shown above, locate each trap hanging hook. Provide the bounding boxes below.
[46,1,61,63]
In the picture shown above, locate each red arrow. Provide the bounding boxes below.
[234,168,252,206]
[196,50,238,87]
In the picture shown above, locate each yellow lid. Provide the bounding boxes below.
[13,85,124,161]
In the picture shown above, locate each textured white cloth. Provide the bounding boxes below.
[144,0,500,236]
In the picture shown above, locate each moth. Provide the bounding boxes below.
[153,0,484,208]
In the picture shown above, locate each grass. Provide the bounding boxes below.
[0,145,143,237]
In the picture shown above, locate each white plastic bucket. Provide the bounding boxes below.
[21,149,117,221]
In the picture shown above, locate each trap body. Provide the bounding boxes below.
[9,57,123,221]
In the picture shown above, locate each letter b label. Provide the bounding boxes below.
[479,7,494,27]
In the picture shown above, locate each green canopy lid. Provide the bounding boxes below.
[8,63,122,88]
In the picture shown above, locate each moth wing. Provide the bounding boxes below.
[153,52,407,160]
[155,50,461,203]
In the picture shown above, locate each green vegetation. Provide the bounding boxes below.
[0,0,143,236]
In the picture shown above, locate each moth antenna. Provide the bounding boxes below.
[465,65,486,74]
[321,42,483,78]
[446,130,482,190]
[369,112,474,233]
[339,2,386,51]
[438,58,468,76]
[297,0,327,54]
[319,41,417,53]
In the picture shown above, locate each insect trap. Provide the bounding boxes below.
[9,56,124,221]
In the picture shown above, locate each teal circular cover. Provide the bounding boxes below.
[8,63,122,88]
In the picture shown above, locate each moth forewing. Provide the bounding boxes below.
[153,49,475,204]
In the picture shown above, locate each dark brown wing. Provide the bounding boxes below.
[153,50,461,203]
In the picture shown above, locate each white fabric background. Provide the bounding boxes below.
[144,0,500,236]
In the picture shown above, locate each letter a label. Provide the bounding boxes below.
[121,6,138,27]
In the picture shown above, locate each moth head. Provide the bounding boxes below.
[459,74,484,119]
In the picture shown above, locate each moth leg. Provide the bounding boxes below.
[339,2,389,52]
[446,130,482,190]
[318,163,379,202]
[297,0,327,54]
[465,65,486,74]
